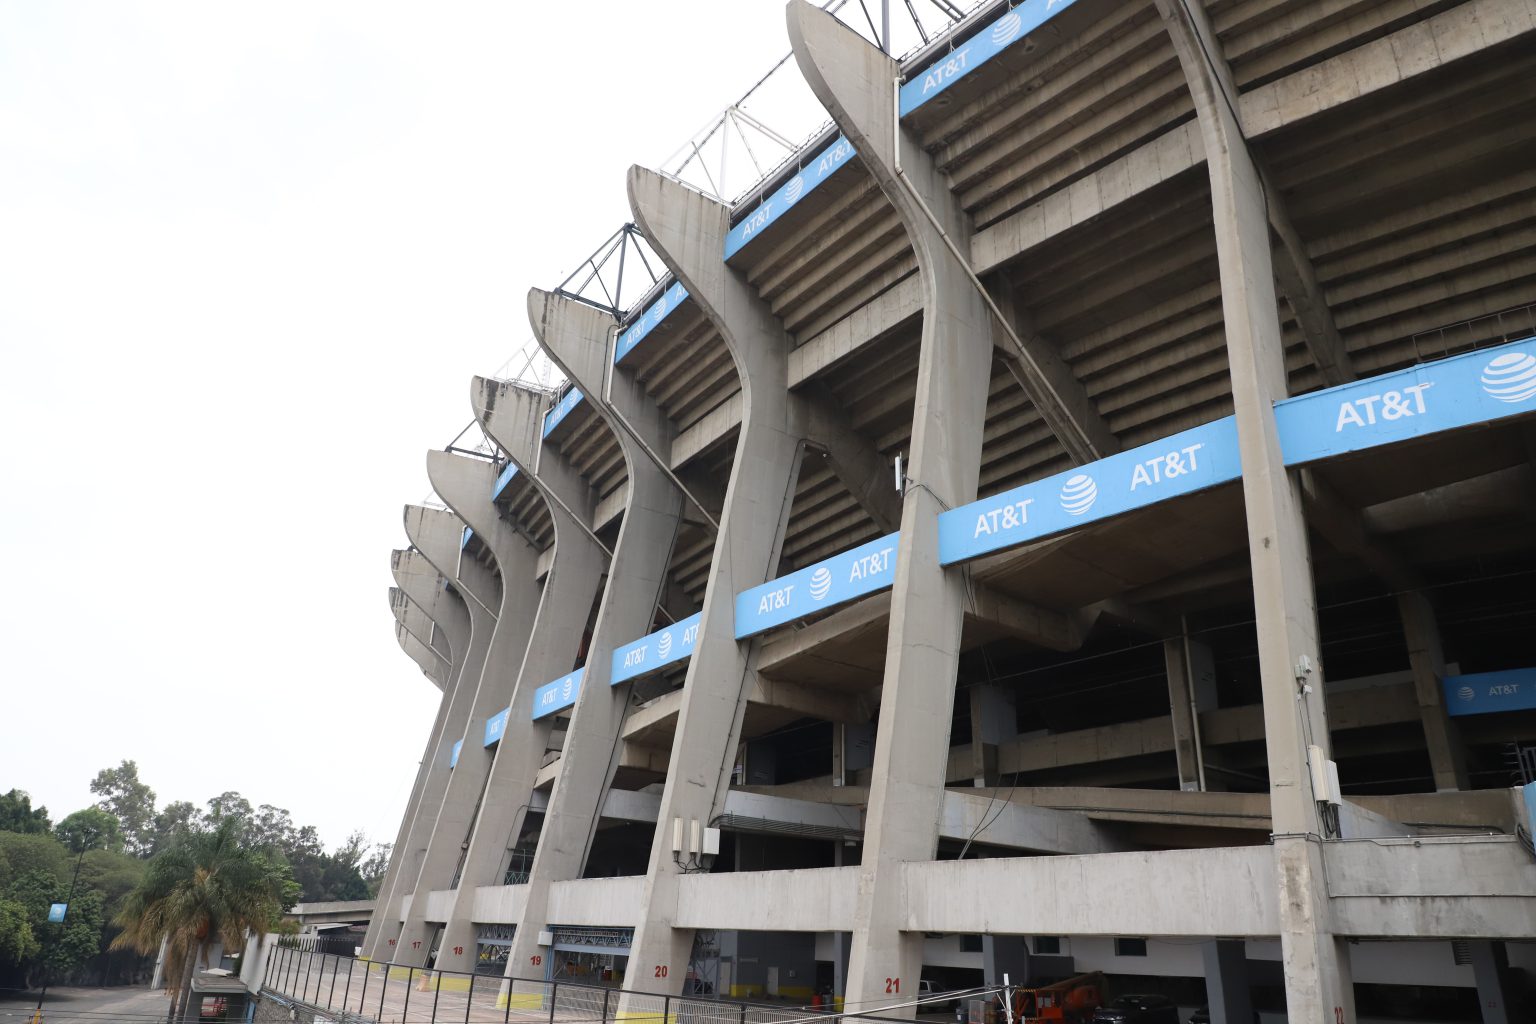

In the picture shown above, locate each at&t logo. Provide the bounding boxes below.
[783,176,805,207]
[657,630,674,659]
[1059,474,1097,516]
[1479,351,1536,403]
[1457,686,1475,703]
[991,10,1022,45]
[809,566,833,601]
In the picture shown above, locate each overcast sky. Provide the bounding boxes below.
[0,1,878,851]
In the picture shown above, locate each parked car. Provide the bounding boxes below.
[1090,994,1180,1023]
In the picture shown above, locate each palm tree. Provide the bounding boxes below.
[112,818,292,1022]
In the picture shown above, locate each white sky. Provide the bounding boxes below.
[0,0,870,851]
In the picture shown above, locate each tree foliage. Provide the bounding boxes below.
[0,791,50,835]
[113,818,295,1022]
[89,762,157,856]
[55,808,123,854]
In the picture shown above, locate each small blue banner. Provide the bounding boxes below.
[460,526,473,550]
[724,135,858,260]
[484,708,509,746]
[543,385,584,437]
[1443,668,1536,717]
[532,668,584,720]
[735,532,900,639]
[449,740,462,768]
[611,612,702,685]
[1524,783,1536,840]
[47,903,67,924]
[492,461,519,500]
[938,417,1241,565]
[899,0,1083,114]
[615,281,690,363]
[1276,336,1536,465]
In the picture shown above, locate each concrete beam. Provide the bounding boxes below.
[1155,0,1351,1013]
[487,289,688,983]
[618,164,807,1006]
[788,3,1003,1011]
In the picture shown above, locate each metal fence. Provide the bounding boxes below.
[262,943,928,1024]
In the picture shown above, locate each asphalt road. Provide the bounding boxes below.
[0,986,171,1023]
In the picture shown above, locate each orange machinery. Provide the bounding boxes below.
[1011,971,1105,1024]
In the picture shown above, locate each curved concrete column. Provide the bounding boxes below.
[416,379,608,975]
[787,4,1001,1010]
[617,166,808,1003]
[365,549,473,960]
[392,586,452,681]
[383,510,497,964]
[499,289,689,982]
[397,624,447,689]
[1153,1,1353,1017]
[391,455,545,966]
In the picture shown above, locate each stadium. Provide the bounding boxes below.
[274,0,1536,1020]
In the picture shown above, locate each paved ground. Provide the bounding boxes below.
[0,986,170,1023]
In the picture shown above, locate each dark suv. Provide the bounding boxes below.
[1090,994,1180,1023]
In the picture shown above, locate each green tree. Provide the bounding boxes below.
[113,818,295,1022]
[360,842,391,898]
[0,898,38,966]
[0,832,67,889]
[148,801,198,857]
[0,790,50,835]
[89,762,157,856]
[55,809,123,854]
[201,792,252,829]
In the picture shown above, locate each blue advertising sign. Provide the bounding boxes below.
[611,612,702,685]
[532,668,584,720]
[1524,783,1536,841]
[492,461,519,500]
[1443,668,1536,717]
[723,135,858,260]
[47,903,67,924]
[899,0,1083,114]
[734,532,900,639]
[461,526,473,549]
[543,385,584,437]
[1276,335,1536,465]
[938,417,1241,565]
[615,281,690,363]
[483,708,509,746]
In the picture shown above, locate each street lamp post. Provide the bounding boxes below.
[32,830,93,1024]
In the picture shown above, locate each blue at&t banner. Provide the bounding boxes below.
[532,668,583,720]
[611,612,702,685]
[938,417,1241,565]
[1276,335,1536,465]
[543,385,584,437]
[899,0,1083,114]
[492,461,519,500]
[461,526,474,549]
[483,708,509,746]
[1443,668,1536,717]
[724,135,858,260]
[734,532,899,639]
[615,281,689,363]
[449,740,463,768]
[47,903,67,924]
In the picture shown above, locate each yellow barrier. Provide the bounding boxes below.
[495,992,547,1010]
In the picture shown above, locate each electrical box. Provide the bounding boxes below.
[702,826,721,856]
[671,817,684,854]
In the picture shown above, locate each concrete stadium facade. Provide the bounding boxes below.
[363,2,1536,1020]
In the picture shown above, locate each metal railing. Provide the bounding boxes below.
[262,942,943,1024]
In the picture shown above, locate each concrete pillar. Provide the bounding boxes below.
[391,455,544,967]
[364,588,454,960]
[1468,940,1513,1024]
[968,686,1015,787]
[1397,591,1469,791]
[981,935,1029,987]
[1154,1,1355,1018]
[497,290,688,983]
[419,378,608,975]
[831,932,852,1006]
[385,507,500,964]
[1164,635,1215,792]
[364,548,474,960]
[1202,940,1253,1024]
[397,618,448,690]
[617,166,806,1005]
[788,4,997,1012]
